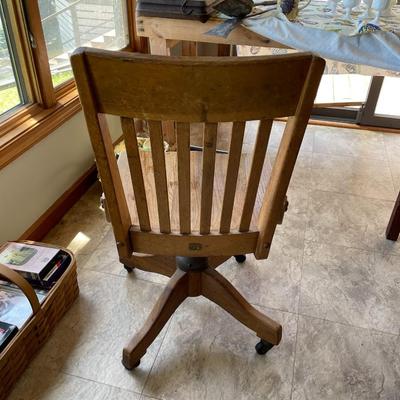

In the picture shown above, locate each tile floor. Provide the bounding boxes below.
[8,122,400,400]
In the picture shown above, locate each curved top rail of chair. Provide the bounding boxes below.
[71,47,324,123]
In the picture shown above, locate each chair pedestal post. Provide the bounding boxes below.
[176,256,209,272]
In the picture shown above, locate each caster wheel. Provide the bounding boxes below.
[234,255,246,263]
[284,199,289,212]
[124,265,134,273]
[123,359,140,370]
[255,339,274,355]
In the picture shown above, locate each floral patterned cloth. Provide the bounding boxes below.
[296,0,400,35]
[239,0,400,75]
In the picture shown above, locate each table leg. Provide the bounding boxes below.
[149,37,176,148]
[386,190,400,241]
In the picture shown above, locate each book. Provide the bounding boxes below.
[0,281,48,328]
[0,242,60,283]
[0,321,18,353]
[37,251,71,289]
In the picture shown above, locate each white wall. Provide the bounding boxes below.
[0,112,121,243]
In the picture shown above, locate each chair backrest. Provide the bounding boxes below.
[71,48,324,260]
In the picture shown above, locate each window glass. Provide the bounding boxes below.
[38,0,129,87]
[315,74,371,106]
[0,4,24,116]
[375,77,400,118]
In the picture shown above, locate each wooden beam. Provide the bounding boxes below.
[23,1,56,108]
[137,16,287,48]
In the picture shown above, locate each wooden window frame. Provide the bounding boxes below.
[0,0,145,170]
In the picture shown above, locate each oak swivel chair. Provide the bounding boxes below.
[71,48,324,370]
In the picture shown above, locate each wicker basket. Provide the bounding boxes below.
[0,241,79,400]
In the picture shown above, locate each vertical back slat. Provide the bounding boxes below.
[239,119,273,232]
[148,120,171,233]
[219,121,246,233]
[176,122,191,234]
[200,123,218,234]
[121,117,151,232]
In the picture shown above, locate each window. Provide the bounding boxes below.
[38,0,129,88]
[0,2,27,117]
[0,0,138,169]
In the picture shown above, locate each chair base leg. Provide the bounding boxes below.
[122,258,282,369]
[122,269,189,369]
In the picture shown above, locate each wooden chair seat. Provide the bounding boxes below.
[118,149,272,233]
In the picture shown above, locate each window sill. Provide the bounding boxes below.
[0,84,81,170]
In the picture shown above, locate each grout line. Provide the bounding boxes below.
[303,238,400,257]
[61,370,140,395]
[308,187,396,204]
[296,312,400,338]
[271,141,387,163]
[81,264,169,288]
[141,395,163,400]
[139,316,174,398]
[249,284,400,338]
[250,302,297,316]
[311,126,316,154]
[382,132,399,195]
[303,236,400,258]
[289,207,308,400]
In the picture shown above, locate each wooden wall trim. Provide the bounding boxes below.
[23,1,57,108]
[19,164,98,241]
[0,88,81,170]
[308,118,400,134]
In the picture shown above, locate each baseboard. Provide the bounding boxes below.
[19,164,98,241]
[275,117,400,134]
[307,118,400,134]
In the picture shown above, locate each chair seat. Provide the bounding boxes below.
[118,149,272,233]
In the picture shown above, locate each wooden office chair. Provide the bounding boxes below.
[71,48,324,370]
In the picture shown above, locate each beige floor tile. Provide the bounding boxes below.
[143,299,297,400]
[313,127,386,160]
[43,182,110,265]
[9,366,139,400]
[292,315,400,400]
[27,269,168,393]
[243,120,314,154]
[268,150,312,189]
[300,242,400,334]
[219,235,303,313]
[83,228,169,285]
[383,131,400,150]
[306,190,399,255]
[391,165,400,190]
[310,153,396,201]
[384,133,400,190]
[266,121,315,154]
[217,183,307,313]
[271,184,309,250]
